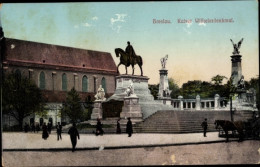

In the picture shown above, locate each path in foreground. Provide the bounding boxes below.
[3,140,260,166]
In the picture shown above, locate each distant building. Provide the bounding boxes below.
[2,38,118,127]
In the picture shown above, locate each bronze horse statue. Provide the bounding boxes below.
[214,120,245,142]
[115,48,143,76]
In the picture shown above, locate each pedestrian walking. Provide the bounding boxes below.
[24,123,29,133]
[116,119,121,134]
[68,122,80,152]
[31,122,35,133]
[96,118,104,136]
[36,123,40,133]
[126,117,133,137]
[56,122,62,141]
[47,122,52,134]
[201,118,208,137]
[42,122,49,140]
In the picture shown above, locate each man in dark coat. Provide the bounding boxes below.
[96,118,104,136]
[201,118,208,137]
[126,117,133,137]
[47,122,52,134]
[31,122,35,133]
[56,122,62,141]
[116,119,121,134]
[68,122,80,152]
[24,123,29,133]
[36,123,40,133]
[42,122,49,140]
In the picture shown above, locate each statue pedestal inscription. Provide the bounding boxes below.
[120,96,143,123]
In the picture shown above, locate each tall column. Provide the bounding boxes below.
[178,96,183,110]
[231,55,242,86]
[214,94,220,110]
[196,95,201,110]
[158,69,169,98]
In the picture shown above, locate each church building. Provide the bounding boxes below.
[2,38,118,127]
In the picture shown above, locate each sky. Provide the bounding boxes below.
[0,1,259,86]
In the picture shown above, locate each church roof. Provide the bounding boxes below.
[4,38,118,75]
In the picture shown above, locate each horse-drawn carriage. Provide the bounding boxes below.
[215,117,260,142]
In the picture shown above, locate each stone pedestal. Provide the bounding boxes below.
[106,75,174,119]
[90,101,103,120]
[120,96,143,123]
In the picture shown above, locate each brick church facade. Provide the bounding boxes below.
[2,38,118,127]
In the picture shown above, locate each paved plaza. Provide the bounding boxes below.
[2,132,260,166]
[3,132,227,150]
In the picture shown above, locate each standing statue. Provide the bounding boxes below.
[237,75,245,89]
[94,85,106,101]
[125,80,135,97]
[160,55,168,69]
[115,41,143,76]
[230,38,244,55]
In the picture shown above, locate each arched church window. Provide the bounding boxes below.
[82,75,88,92]
[101,77,106,93]
[39,71,45,90]
[62,73,67,91]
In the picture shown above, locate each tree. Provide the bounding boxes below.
[247,76,259,110]
[61,87,84,123]
[211,75,227,85]
[168,77,180,98]
[83,96,94,121]
[2,72,46,131]
[148,84,159,100]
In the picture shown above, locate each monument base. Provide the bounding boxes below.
[120,96,143,123]
[106,75,174,119]
[90,101,103,125]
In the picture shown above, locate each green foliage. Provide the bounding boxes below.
[61,87,84,123]
[180,79,228,98]
[168,78,180,98]
[148,84,159,100]
[211,75,227,85]
[2,72,46,130]
[246,76,259,110]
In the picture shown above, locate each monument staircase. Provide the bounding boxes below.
[133,110,254,133]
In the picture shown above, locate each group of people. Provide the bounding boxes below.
[24,122,40,133]
[41,122,63,140]
[96,117,133,137]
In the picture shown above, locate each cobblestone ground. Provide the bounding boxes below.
[3,140,260,166]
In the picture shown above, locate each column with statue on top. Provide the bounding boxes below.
[158,55,172,105]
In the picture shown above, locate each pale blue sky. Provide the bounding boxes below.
[0,1,258,86]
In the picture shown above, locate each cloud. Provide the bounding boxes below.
[110,14,127,33]
[110,14,127,25]
[199,22,206,26]
[74,25,79,28]
[83,22,92,27]
[92,16,98,21]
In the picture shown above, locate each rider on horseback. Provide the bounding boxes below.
[125,41,136,63]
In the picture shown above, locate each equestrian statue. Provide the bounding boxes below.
[115,41,143,76]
